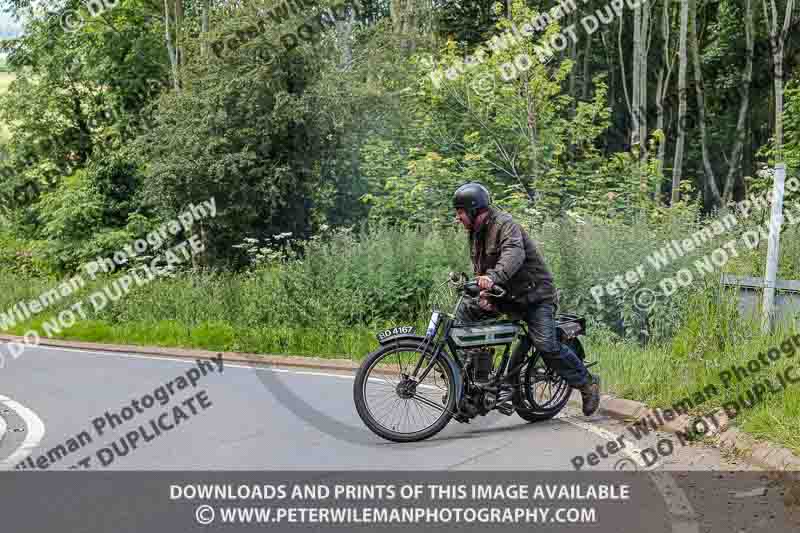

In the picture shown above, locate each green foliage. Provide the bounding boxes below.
[83,223,469,331]
[0,0,798,456]
[780,81,800,181]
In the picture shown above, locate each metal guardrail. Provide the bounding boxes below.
[720,273,800,326]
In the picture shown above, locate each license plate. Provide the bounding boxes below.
[376,326,415,342]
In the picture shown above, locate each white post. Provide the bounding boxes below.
[761,163,786,332]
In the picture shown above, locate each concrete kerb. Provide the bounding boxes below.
[3,332,800,469]
[566,392,800,471]
[0,334,386,375]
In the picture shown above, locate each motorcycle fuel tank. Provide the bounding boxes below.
[450,322,521,347]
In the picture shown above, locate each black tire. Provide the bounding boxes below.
[353,341,457,442]
[514,351,572,423]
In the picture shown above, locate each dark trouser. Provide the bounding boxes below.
[455,298,590,388]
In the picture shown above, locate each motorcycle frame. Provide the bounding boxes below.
[406,308,537,413]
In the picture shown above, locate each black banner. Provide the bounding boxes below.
[2,471,799,532]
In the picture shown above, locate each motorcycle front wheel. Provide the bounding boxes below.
[353,341,457,442]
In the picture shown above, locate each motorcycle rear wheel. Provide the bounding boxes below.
[514,352,572,423]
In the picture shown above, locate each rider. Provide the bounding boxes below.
[452,182,600,416]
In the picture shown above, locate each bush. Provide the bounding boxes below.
[89,223,470,333]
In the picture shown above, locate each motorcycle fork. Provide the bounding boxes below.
[409,318,464,392]
[409,314,449,382]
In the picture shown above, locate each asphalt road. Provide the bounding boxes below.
[1,342,799,532]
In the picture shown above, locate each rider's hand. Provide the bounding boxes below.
[477,275,494,290]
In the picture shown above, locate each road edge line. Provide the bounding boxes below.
[567,393,800,472]
[3,333,800,471]
[0,395,45,470]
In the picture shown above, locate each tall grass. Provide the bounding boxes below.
[1,212,799,452]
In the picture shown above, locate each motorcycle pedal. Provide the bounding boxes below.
[496,402,514,416]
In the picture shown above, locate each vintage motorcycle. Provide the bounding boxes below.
[353,272,595,442]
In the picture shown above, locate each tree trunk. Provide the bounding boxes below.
[638,2,650,158]
[760,0,795,331]
[335,4,355,68]
[655,0,676,202]
[618,17,633,135]
[631,7,641,150]
[201,0,209,57]
[582,31,592,100]
[671,0,690,205]
[391,0,418,52]
[164,0,180,91]
[639,2,652,197]
[600,29,616,154]
[175,0,183,65]
[690,0,721,208]
[655,72,665,200]
[569,26,577,116]
[765,0,794,156]
[722,0,754,204]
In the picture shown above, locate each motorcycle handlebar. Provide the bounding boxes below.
[463,280,506,298]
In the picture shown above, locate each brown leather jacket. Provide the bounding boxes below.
[469,206,557,307]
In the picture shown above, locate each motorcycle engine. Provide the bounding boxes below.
[459,387,497,418]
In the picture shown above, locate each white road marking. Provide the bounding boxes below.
[557,414,662,470]
[2,343,358,375]
[557,416,699,532]
[0,395,46,470]
[732,487,768,498]
[0,341,704,531]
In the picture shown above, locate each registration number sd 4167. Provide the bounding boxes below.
[376,326,415,342]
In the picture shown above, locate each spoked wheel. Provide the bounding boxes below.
[353,341,457,442]
[514,353,572,423]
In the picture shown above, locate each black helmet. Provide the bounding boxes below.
[452,182,490,220]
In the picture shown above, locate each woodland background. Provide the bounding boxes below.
[0,0,799,450]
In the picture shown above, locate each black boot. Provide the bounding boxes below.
[578,374,600,416]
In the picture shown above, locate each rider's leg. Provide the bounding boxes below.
[526,302,600,415]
